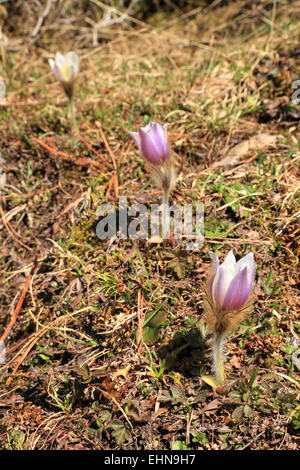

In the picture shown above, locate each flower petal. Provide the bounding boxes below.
[129,122,170,165]
[151,122,169,161]
[128,131,142,152]
[68,64,77,81]
[222,266,251,311]
[236,252,254,272]
[209,252,219,297]
[49,58,55,70]
[140,122,154,134]
[236,252,256,291]
[212,265,227,307]
[66,52,79,76]
[139,127,161,164]
[55,52,65,69]
[53,63,66,82]
[221,250,236,271]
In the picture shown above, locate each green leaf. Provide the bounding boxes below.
[147,309,167,329]
[244,404,253,418]
[264,269,273,294]
[110,421,131,445]
[97,409,111,426]
[172,440,188,450]
[27,160,33,177]
[167,257,185,279]
[232,405,244,421]
[142,325,160,345]
[248,367,259,388]
[38,353,51,360]
[137,305,167,345]
[160,384,186,405]
[201,375,219,388]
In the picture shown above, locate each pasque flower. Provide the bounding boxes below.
[209,250,255,317]
[128,121,170,165]
[203,250,256,385]
[129,121,176,240]
[49,52,79,89]
[49,51,80,131]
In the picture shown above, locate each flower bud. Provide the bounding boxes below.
[204,250,255,336]
[203,250,256,384]
[210,251,255,312]
[129,121,170,165]
[49,52,79,85]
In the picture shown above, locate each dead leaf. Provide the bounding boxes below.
[202,398,221,413]
[230,355,242,369]
[126,400,149,423]
[112,365,131,379]
[213,134,279,168]
[160,385,186,405]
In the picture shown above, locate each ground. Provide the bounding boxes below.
[0,0,299,450]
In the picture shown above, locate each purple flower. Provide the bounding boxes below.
[128,121,170,165]
[209,250,255,312]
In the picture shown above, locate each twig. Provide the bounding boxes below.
[216,193,264,212]
[4,306,92,386]
[97,123,119,198]
[99,388,133,430]
[89,0,142,47]
[0,184,60,201]
[1,260,38,343]
[186,409,193,446]
[105,173,114,200]
[113,172,119,199]
[96,123,117,170]
[97,311,139,336]
[239,428,268,450]
[0,203,32,251]
[137,290,144,354]
[32,137,103,170]
[31,0,56,39]
[76,132,109,167]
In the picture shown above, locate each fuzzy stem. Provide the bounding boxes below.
[68,96,77,133]
[161,187,170,240]
[213,333,226,385]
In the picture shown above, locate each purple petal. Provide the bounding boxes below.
[151,122,169,161]
[212,265,227,307]
[236,252,255,272]
[140,122,153,134]
[128,131,142,152]
[221,250,236,271]
[139,128,162,164]
[53,63,65,82]
[66,52,79,66]
[209,253,219,297]
[222,266,251,311]
[249,265,256,290]
[236,252,256,292]
[129,122,170,164]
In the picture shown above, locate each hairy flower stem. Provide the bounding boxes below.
[162,187,170,240]
[213,332,226,385]
[68,97,77,133]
